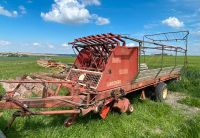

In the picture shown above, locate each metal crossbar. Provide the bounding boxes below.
[144,31,189,42]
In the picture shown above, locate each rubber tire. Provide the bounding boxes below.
[155,82,168,102]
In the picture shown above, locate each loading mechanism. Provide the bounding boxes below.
[0,31,189,131]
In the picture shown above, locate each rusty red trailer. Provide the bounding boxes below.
[0,31,189,130]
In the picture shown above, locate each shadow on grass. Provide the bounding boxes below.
[0,116,22,138]
[2,112,101,133]
[2,91,150,137]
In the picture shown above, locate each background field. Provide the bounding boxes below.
[0,56,199,138]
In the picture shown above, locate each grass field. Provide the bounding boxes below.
[0,56,199,138]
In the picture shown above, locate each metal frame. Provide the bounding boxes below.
[0,31,188,131]
[70,33,126,71]
[122,31,189,72]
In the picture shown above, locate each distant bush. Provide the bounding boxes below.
[0,53,29,57]
[0,84,5,96]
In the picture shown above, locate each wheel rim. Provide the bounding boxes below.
[162,88,168,99]
[128,105,134,113]
[64,118,73,127]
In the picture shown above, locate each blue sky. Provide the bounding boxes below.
[0,0,199,55]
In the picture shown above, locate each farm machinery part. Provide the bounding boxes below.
[37,59,70,70]
[0,31,189,131]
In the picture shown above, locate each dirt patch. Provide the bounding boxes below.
[165,92,200,116]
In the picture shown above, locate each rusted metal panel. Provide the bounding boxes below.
[97,46,138,91]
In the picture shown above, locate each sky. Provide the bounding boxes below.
[0,0,199,55]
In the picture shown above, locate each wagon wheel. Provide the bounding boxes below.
[155,82,168,102]
[64,117,74,127]
[127,104,134,113]
[64,114,78,127]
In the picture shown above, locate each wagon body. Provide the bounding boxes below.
[0,31,189,129]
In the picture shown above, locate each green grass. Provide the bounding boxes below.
[0,56,200,138]
[178,97,200,108]
[50,56,75,64]
[0,85,5,96]
[0,100,198,138]
[168,56,200,98]
[0,56,47,79]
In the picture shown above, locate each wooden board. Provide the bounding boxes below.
[135,66,183,82]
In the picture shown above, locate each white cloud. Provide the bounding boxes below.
[0,40,11,46]
[162,17,184,28]
[81,0,101,6]
[191,30,200,36]
[96,17,110,25]
[19,5,26,14]
[48,44,55,48]
[126,42,136,47]
[0,6,18,17]
[62,43,68,47]
[41,0,90,24]
[32,43,56,49]
[33,42,40,46]
[41,0,110,25]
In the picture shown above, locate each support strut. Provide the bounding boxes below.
[4,111,22,131]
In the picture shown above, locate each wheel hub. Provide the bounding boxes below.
[162,88,168,99]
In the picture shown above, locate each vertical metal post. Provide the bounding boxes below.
[175,48,177,67]
[184,36,188,69]
[139,42,142,72]
[142,36,146,63]
[161,45,164,68]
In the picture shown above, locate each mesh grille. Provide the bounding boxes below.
[67,69,102,88]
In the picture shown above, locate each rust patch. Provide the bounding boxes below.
[119,69,128,75]
[112,58,121,63]
[107,80,121,87]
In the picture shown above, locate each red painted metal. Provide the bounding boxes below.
[97,46,138,91]
[0,32,187,129]
[113,98,130,113]
[100,105,111,119]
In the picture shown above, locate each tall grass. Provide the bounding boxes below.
[168,56,200,98]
